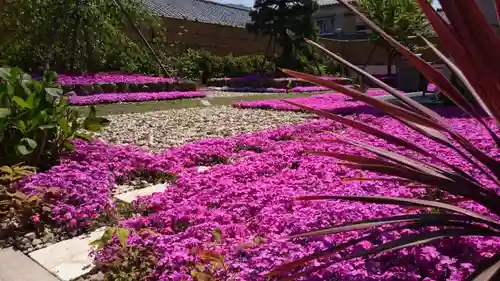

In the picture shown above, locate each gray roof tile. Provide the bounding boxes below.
[143,0,251,27]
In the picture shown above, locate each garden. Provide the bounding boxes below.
[1,1,500,281]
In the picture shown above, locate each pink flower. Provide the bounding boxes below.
[31,214,40,224]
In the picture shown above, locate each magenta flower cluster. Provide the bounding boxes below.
[68,91,206,105]
[234,89,388,113]
[57,73,176,85]
[85,107,498,280]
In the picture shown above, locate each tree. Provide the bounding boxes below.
[0,0,168,74]
[246,0,319,70]
[358,0,431,75]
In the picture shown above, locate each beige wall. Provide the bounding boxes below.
[148,17,441,68]
[161,18,269,56]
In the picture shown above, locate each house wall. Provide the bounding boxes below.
[160,17,269,56]
[145,17,441,70]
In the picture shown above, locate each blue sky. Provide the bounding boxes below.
[215,0,441,8]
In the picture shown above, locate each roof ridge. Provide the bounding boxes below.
[196,0,251,12]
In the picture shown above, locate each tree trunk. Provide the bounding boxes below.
[387,50,394,76]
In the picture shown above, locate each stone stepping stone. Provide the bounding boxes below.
[114,183,168,204]
[197,166,211,173]
[0,247,59,281]
[29,228,105,281]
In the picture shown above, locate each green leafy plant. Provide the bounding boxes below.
[90,226,130,250]
[269,0,500,280]
[0,67,109,168]
[91,227,160,281]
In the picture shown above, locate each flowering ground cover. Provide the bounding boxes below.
[234,89,388,113]
[20,103,499,280]
[94,107,498,281]
[68,91,206,105]
[57,73,176,85]
[210,86,329,93]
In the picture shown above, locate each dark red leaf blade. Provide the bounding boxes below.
[283,99,432,156]
[295,195,500,226]
[281,69,445,130]
[288,214,472,239]
[421,36,500,146]
[468,253,500,281]
[336,0,472,124]
[304,38,443,122]
[343,228,496,261]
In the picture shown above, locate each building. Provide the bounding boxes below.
[144,0,251,28]
[314,0,371,39]
[142,0,268,55]
[314,0,499,39]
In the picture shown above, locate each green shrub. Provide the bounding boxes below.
[0,67,109,169]
[168,49,275,80]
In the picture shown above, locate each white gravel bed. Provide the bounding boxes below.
[92,105,310,152]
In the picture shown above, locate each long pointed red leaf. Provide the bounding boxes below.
[288,213,472,239]
[496,0,500,23]
[468,253,500,281]
[421,36,498,127]
[305,38,443,122]
[283,100,432,156]
[282,69,445,130]
[295,195,500,226]
[337,0,472,126]
[417,0,500,124]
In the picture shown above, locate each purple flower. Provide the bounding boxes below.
[57,73,176,85]
[68,91,205,105]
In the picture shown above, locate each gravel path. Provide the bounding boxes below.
[92,105,310,152]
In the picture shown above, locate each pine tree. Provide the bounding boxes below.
[246,0,319,69]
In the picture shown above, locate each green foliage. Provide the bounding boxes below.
[0,164,62,235]
[0,0,168,74]
[359,0,431,44]
[91,227,159,281]
[90,226,130,250]
[168,49,274,80]
[358,0,431,74]
[0,67,108,168]
[247,0,319,69]
[271,0,500,279]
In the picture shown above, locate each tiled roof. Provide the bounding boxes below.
[143,0,251,27]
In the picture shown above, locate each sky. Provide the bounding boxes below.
[215,0,441,9]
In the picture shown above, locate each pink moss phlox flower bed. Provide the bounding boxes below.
[68,91,205,105]
[57,73,176,85]
[63,107,498,281]
[213,86,329,93]
[234,89,389,113]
